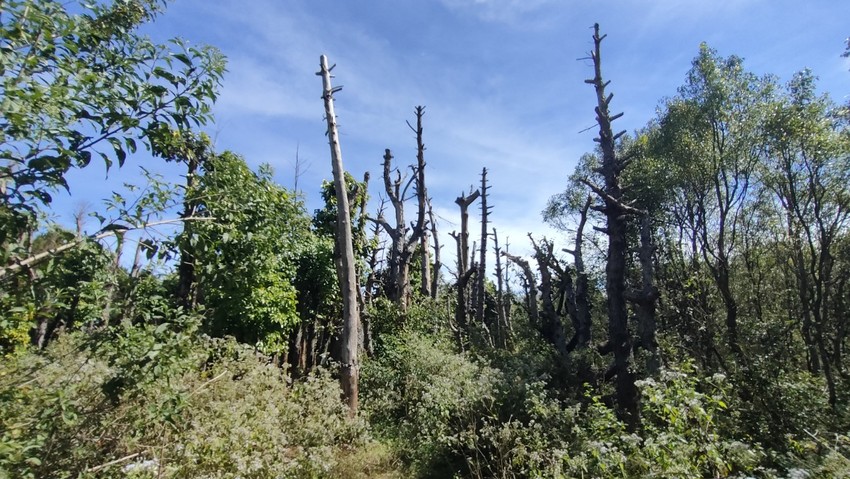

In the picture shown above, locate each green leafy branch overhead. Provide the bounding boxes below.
[0,0,225,215]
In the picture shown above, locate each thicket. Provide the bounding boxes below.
[2,1,850,478]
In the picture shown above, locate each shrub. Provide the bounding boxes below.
[0,322,374,478]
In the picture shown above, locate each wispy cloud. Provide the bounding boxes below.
[439,0,560,26]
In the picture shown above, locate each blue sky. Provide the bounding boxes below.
[58,0,850,263]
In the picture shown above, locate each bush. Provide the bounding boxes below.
[563,365,764,478]
[362,331,580,478]
[0,322,375,478]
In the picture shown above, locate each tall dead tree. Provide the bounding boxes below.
[318,55,359,416]
[493,228,512,348]
[582,24,642,427]
[409,107,432,298]
[370,107,430,310]
[476,168,491,328]
[503,251,538,330]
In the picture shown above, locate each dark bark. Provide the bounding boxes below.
[564,195,593,350]
[476,168,491,332]
[632,216,660,374]
[451,189,481,337]
[530,236,569,358]
[371,109,431,310]
[493,228,511,348]
[585,24,638,427]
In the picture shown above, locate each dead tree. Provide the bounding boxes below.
[503,251,538,330]
[408,107,432,298]
[450,188,481,340]
[318,54,360,416]
[428,200,441,299]
[629,216,660,374]
[493,228,512,348]
[369,108,430,310]
[563,195,593,351]
[530,235,570,358]
[360,190,384,359]
[582,24,642,427]
[476,168,493,342]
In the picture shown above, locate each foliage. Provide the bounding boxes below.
[362,331,504,477]
[189,152,311,354]
[0,0,224,229]
[0,322,380,479]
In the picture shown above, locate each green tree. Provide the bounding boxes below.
[188,152,311,354]
[654,44,774,360]
[761,70,850,405]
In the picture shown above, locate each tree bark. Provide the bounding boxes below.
[318,55,360,416]
[585,24,638,427]
[476,168,491,333]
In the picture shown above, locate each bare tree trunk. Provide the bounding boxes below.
[410,107,431,298]
[476,168,491,331]
[493,228,510,348]
[503,252,538,330]
[632,216,660,374]
[319,55,360,416]
[583,24,639,428]
[371,138,428,310]
[563,195,593,351]
[530,235,569,358]
[451,189,481,338]
[429,200,441,299]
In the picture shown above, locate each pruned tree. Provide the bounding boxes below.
[370,107,430,310]
[318,54,359,416]
[492,228,512,348]
[476,168,492,330]
[583,23,642,427]
[409,107,432,298]
[503,251,538,331]
[450,188,481,345]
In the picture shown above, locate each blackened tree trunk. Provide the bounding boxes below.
[410,107,432,298]
[493,228,512,348]
[583,24,639,427]
[318,55,360,416]
[370,108,430,310]
[476,168,491,331]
